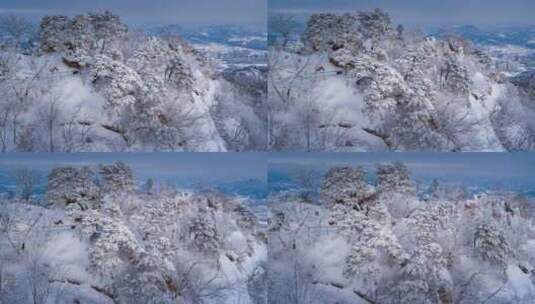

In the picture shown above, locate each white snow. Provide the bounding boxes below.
[43,231,90,283]
[506,265,535,300]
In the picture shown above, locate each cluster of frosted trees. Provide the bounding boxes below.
[269,9,535,151]
[0,163,267,304]
[269,162,535,303]
[0,12,266,152]
[1,8,535,151]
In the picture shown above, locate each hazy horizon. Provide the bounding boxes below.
[269,153,535,194]
[0,153,267,184]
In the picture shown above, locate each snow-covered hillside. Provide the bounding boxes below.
[269,162,535,303]
[432,25,535,75]
[0,12,266,151]
[149,25,268,73]
[193,43,267,71]
[268,9,535,151]
[0,162,267,303]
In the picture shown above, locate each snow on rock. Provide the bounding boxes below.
[43,231,91,283]
[506,264,535,300]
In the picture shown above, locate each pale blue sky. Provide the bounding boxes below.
[269,0,535,28]
[0,153,267,184]
[269,153,535,193]
[0,0,267,29]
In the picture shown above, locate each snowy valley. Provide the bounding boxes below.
[148,25,267,71]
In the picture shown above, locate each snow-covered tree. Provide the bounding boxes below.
[270,8,535,152]
[188,209,221,255]
[3,7,266,152]
[39,15,71,53]
[343,202,409,295]
[45,166,100,211]
[270,161,535,303]
[303,13,364,54]
[40,11,126,59]
[474,222,511,269]
[89,10,127,57]
[91,54,143,110]
[165,56,194,91]
[440,56,473,95]
[99,162,136,194]
[320,166,374,210]
[376,162,415,195]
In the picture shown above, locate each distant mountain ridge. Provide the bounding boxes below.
[432,25,535,74]
[214,178,268,200]
[432,25,535,49]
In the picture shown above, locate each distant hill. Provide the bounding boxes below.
[433,25,535,49]
[148,24,267,50]
[215,178,268,200]
[433,25,535,74]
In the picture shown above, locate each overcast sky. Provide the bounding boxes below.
[269,0,535,28]
[0,0,267,29]
[0,153,267,184]
[270,153,535,192]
